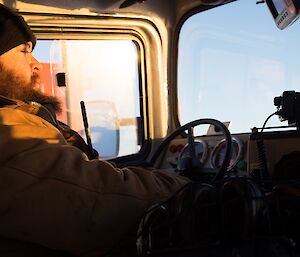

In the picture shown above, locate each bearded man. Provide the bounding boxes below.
[0,4,189,257]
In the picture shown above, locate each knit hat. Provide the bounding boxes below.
[0,4,36,56]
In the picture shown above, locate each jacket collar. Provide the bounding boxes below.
[0,95,58,126]
[0,95,21,107]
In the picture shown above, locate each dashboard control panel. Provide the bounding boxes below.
[160,133,249,173]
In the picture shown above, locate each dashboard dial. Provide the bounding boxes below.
[178,140,208,170]
[210,137,243,170]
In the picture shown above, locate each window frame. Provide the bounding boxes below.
[169,4,223,133]
[24,14,152,164]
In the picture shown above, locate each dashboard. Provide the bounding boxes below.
[160,133,249,174]
[160,129,300,179]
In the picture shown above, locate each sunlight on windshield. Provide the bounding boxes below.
[178,0,300,134]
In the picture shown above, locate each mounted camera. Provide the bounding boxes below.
[265,0,300,29]
[274,90,300,128]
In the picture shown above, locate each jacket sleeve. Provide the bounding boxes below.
[0,109,190,256]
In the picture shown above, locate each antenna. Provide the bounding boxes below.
[80,101,94,159]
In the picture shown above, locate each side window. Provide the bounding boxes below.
[33,39,142,159]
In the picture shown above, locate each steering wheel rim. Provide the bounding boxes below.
[149,118,232,182]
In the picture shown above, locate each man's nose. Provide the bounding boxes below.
[30,55,43,73]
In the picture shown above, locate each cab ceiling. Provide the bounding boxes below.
[3,0,235,26]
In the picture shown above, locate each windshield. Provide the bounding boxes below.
[178,0,300,133]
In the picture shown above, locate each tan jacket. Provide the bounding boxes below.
[0,104,189,256]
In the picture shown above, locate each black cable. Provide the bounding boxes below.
[256,136,271,191]
[140,182,216,223]
[137,182,222,256]
[136,182,217,240]
[254,112,278,191]
[261,112,278,132]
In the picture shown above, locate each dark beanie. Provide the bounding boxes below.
[0,4,36,56]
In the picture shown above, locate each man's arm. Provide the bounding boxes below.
[0,108,189,256]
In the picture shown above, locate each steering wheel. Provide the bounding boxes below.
[149,119,232,182]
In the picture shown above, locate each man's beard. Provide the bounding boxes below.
[0,63,62,114]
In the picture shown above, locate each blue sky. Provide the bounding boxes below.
[178,0,300,133]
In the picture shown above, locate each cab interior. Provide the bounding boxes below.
[1,0,300,256]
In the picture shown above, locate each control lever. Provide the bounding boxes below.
[187,127,197,165]
[178,127,203,180]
